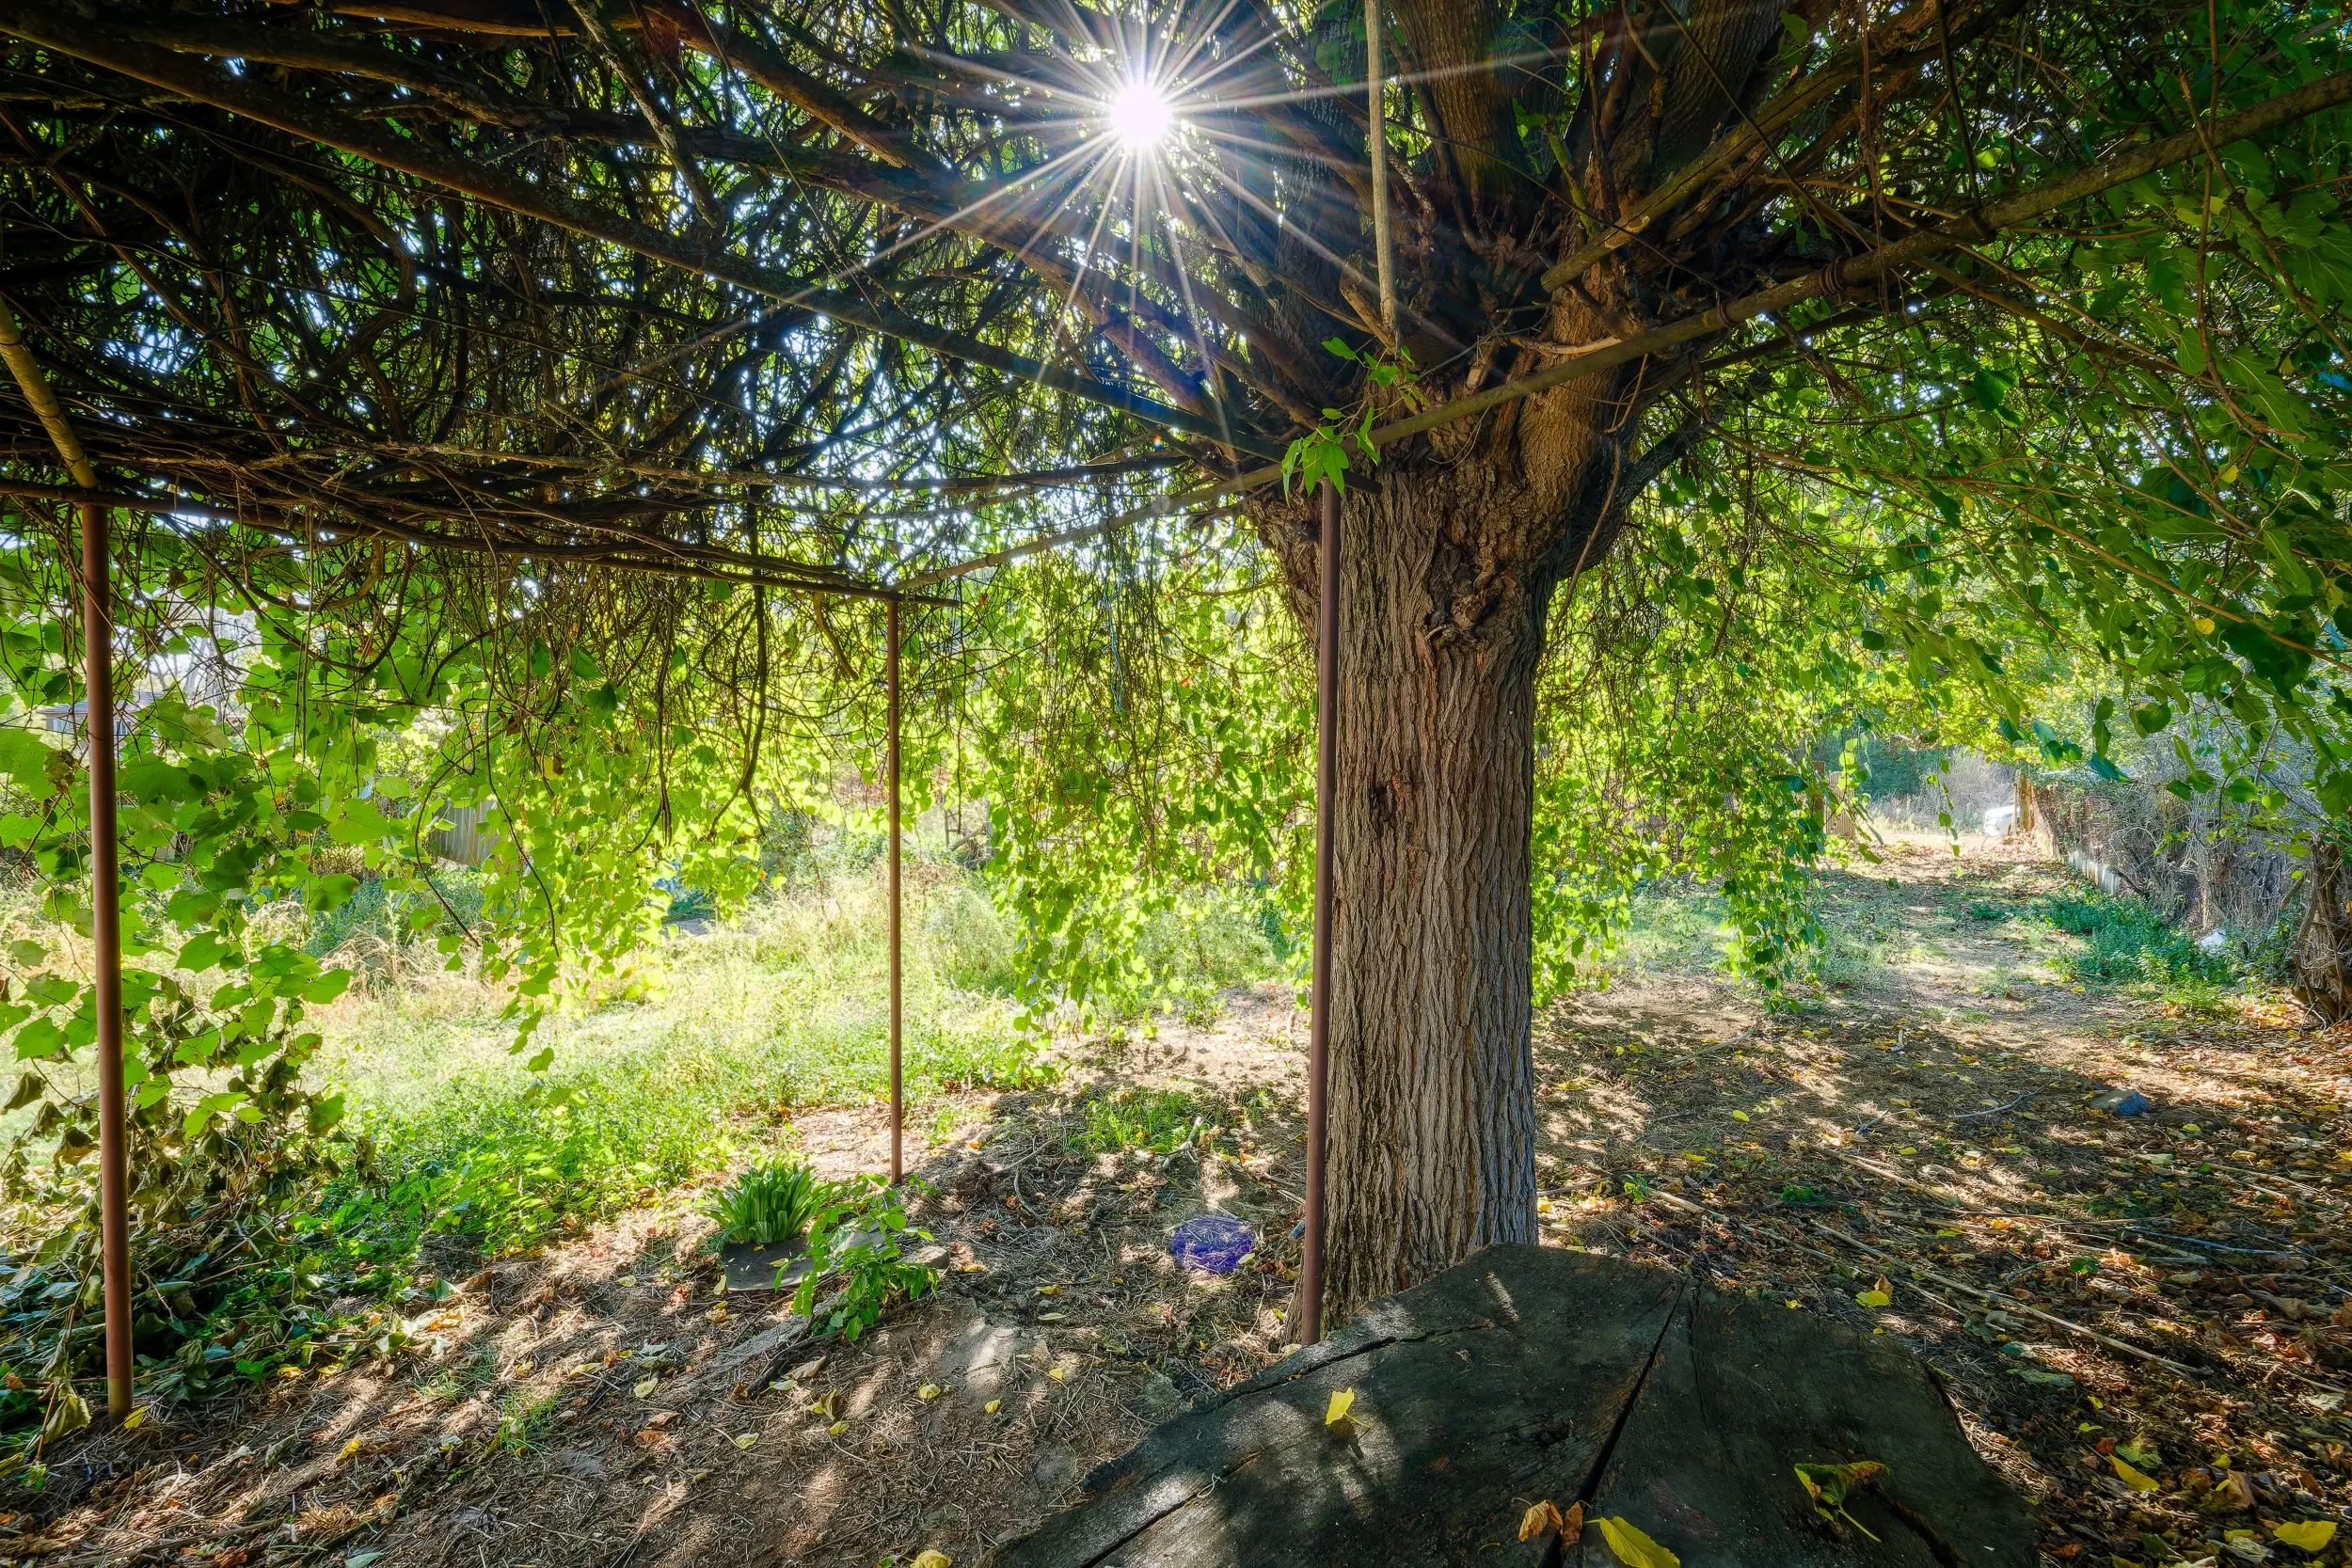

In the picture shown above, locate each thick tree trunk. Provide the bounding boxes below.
[1259,342,1636,1324]
[2294,836,2352,1025]
[1281,449,1615,1323]
[1321,488,1543,1314]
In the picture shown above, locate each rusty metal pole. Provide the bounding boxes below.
[886,595,903,1183]
[1302,478,1340,1345]
[0,305,132,1419]
[81,503,130,1420]
[1365,0,1395,341]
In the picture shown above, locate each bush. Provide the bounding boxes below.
[2042,893,2234,986]
[299,867,488,962]
[791,1176,938,1341]
[923,880,1019,991]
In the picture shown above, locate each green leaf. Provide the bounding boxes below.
[0,730,58,798]
[1596,1515,1679,1568]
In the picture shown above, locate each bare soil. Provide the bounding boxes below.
[11,835,2352,1568]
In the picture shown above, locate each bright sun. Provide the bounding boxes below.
[1105,79,1173,150]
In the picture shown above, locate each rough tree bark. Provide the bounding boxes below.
[2294,836,2352,1025]
[1260,361,1642,1321]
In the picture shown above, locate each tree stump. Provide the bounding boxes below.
[988,1246,2033,1567]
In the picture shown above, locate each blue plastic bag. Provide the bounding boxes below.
[1170,1213,1256,1275]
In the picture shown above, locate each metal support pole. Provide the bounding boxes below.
[0,305,132,1420]
[1302,478,1340,1344]
[83,504,130,1420]
[1366,0,1396,340]
[885,596,903,1184]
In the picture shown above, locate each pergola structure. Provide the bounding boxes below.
[0,273,1359,1418]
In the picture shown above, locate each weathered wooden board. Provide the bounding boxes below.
[986,1245,2034,1568]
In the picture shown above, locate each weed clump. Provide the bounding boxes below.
[2042,893,2234,987]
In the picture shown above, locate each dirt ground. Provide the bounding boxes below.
[11,834,2352,1568]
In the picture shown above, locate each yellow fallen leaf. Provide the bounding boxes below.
[1325,1387,1355,1427]
[1596,1515,1678,1568]
[1854,1290,1891,1308]
[510,1359,534,1378]
[706,1305,732,1323]
[984,1399,1003,1415]
[1519,1501,1564,1541]
[912,1553,952,1568]
[122,1407,147,1431]
[2108,1454,2157,1493]
[1785,1299,1803,1309]
[1037,1285,1059,1296]
[917,1384,944,1402]
[1731,1110,1750,1122]
[336,1436,362,1465]
[634,1376,659,1398]
[2275,1520,2337,1553]
[1047,1367,1067,1383]
[826,1419,849,1436]
[731,1432,758,1450]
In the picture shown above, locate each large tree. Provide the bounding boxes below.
[6,0,2352,1324]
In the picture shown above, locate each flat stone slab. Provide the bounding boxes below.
[719,1238,812,1294]
[986,1244,2034,1567]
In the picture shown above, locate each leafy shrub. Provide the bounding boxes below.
[708,1159,832,1246]
[1963,899,2008,922]
[1076,1088,1200,1155]
[2042,893,2234,986]
[791,1176,938,1340]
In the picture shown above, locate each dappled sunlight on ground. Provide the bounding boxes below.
[22,838,2352,1567]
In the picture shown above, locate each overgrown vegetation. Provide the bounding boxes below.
[2042,893,2238,988]
[0,851,1285,1442]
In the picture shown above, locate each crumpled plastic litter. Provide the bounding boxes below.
[1169,1213,1256,1275]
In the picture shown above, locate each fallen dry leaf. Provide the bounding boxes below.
[1596,1514,1678,1568]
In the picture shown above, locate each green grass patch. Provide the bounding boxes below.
[320,866,1057,1258]
[1074,1087,1201,1154]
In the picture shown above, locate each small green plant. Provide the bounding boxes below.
[490,1390,558,1454]
[1963,899,2007,922]
[708,1158,833,1247]
[1075,1088,1200,1155]
[791,1177,939,1341]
